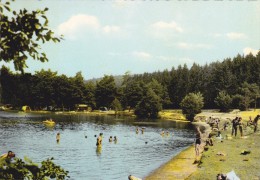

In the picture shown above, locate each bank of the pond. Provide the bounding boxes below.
[145,109,260,180]
[144,123,210,180]
[187,131,260,179]
[144,145,198,180]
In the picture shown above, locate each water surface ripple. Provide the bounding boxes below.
[0,111,195,180]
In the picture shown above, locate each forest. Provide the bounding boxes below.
[0,52,259,113]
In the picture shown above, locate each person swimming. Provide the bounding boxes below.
[56,132,60,143]
[114,136,117,143]
[109,136,113,142]
[141,127,145,134]
[161,131,165,136]
[96,133,103,146]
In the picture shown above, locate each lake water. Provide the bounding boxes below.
[0,111,195,180]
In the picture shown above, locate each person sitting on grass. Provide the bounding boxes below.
[206,133,213,146]
[247,116,253,126]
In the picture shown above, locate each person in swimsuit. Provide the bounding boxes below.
[96,133,103,146]
[56,132,60,143]
[195,127,202,157]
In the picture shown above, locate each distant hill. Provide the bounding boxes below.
[85,75,124,87]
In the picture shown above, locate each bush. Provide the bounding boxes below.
[0,156,69,180]
[180,92,204,121]
[134,88,162,119]
[214,91,232,112]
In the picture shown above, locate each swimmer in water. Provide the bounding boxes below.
[114,136,117,143]
[161,131,165,136]
[96,133,103,146]
[56,132,60,143]
[109,136,113,142]
[141,127,145,134]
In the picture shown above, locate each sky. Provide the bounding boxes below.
[1,0,260,80]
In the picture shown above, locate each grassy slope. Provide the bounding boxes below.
[187,110,260,180]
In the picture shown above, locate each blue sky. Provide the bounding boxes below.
[2,0,260,80]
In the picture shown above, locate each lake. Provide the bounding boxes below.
[0,111,195,180]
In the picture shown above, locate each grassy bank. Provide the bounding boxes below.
[188,109,260,179]
[145,109,260,180]
[187,131,260,179]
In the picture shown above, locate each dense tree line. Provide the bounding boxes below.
[0,52,259,115]
[129,53,260,111]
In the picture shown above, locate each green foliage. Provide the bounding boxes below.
[0,157,69,180]
[134,86,162,119]
[110,98,122,112]
[85,81,96,109]
[232,94,245,110]
[95,75,117,108]
[0,0,62,73]
[180,92,204,121]
[238,82,260,110]
[214,91,232,112]
[122,80,144,110]
[0,52,260,111]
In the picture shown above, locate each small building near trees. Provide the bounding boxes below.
[75,104,89,112]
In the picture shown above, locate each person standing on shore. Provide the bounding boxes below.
[231,117,238,137]
[253,115,260,132]
[237,117,243,137]
[195,127,202,158]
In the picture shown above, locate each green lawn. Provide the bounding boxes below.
[187,127,260,180]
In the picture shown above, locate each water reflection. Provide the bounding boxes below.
[96,145,102,156]
[0,111,195,180]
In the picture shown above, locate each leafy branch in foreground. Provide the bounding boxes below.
[0,156,69,180]
[0,0,63,73]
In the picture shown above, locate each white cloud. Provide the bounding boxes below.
[102,25,121,34]
[58,14,122,40]
[150,21,183,40]
[177,42,212,50]
[210,32,247,40]
[152,21,183,33]
[157,56,175,62]
[243,47,259,56]
[57,14,100,39]
[226,32,247,40]
[132,51,152,60]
